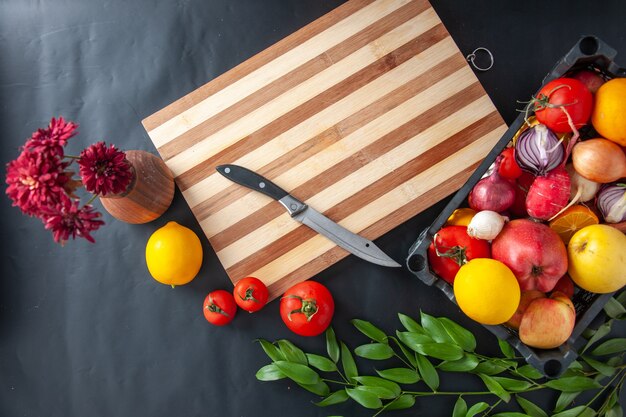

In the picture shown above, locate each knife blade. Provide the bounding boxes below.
[216,164,401,268]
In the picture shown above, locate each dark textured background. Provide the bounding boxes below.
[1,1,625,416]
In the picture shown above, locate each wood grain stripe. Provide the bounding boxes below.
[189,51,466,222]
[221,96,498,275]
[147,0,413,147]
[170,15,445,185]
[209,82,487,253]
[157,0,430,161]
[142,1,377,132]
[265,164,479,300]
[248,128,506,291]
[183,33,458,210]
[199,63,476,238]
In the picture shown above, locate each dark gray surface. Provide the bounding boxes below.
[1,1,625,416]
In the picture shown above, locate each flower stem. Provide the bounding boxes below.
[85,194,98,206]
[64,154,80,159]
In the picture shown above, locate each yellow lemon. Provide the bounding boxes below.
[445,208,476,227]
[453,258,521,325]
[145,221,203,286]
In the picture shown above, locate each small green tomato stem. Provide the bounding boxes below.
[206,300,230,317]
[282,294,319,322]
[239,287,259,303]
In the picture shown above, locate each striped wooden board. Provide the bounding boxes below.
[142,0,507,300]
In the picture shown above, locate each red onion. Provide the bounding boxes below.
[597,183,626,223]
[515,124,564,175]
[469,156,516,213]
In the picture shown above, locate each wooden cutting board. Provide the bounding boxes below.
[142,0,507,300]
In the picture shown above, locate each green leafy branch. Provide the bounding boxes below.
[255,293,626,417]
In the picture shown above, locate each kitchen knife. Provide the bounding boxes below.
[216,164,401,268]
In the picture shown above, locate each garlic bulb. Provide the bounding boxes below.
[467,210,507,240]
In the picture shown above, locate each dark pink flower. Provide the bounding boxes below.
[40,196,104,244]
[25,117,78,157]
[5,149,70,216]
[78,142,133,196]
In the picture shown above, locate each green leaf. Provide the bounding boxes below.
[416,353,439,391]
[277,340,307,365]
[375,368,420,384]
[353,376,401,397]
[551,405,596,417]
[465,402,489,417]
[515,395,548,417]
[607,404,624,417]
[340,342,358,383]
[582,321,613,354]
[607,390,620,410]
[492,376,532,392]
[345,387,382,409]
[315,390,349,407]
[420,311,454,344]
[491,413,531,417]
[306,353,337,372]
[351,319,388,343]
[354,385,397,400]
[257,340,285,362]
[581,355,616,377]
[478,373,510,402]
[326,327,340,363]
[544,376,601,392]
[553,391,580,413]
[398,313,425,333]
[452,396,468,417]
[472,360,510,375]
[438,354,480,372]
[391,337,418,368]
[255,364,286,381]
[498,339,515,359]
[297,380,330,396]
[414,342,464,361]
[616,290,626,306]
[439,317,477,352]
[274,361,320,385]
[604,297,626,319]
[385,394,415,410]
[396,331,434,351]
[591,338,626,356]
[515,365,543,380]
[354,343,394,360]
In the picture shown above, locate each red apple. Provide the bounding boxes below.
[552,275,575,298]
[506,290,545,330]
[519,291,576,349]
[571,69,605,94]
[492,219,568,292]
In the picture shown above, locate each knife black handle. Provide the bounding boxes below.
[216,164,290,201]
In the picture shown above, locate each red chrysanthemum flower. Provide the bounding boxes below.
[5,149,70,216]
[40,195,104,244]
[25,117,78,158]
[78,142,133,196]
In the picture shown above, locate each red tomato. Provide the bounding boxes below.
[534,78,593,133]
[498,148,522,179]
[233,276,269,313]
[427,226,491,284]
[203,290,237,326]
[280,281,334,337]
